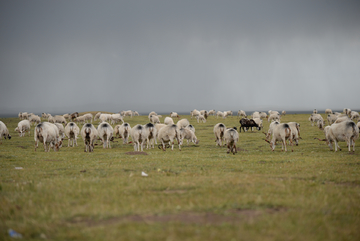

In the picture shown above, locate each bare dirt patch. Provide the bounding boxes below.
[67,208,285,227]
[125,152,148,155]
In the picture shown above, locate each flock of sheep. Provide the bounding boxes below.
[0,108,359,155]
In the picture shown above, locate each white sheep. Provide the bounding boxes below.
[65,122,80,147]
[216,111,226,119]
[110,113,124,125]
[224,127,239,154]
[259,112,267,119]
[0,121,11,143]
[265,121,280,141]
[34,122,62,152]
[121,110,133,118]
[170,112,180,119]
[80,123,98,152]
[327,114,338,125]
[309,114,323,126]
[149,115,160,124]
[186,124,195,133]
[83,113,93,123]
[281,110,286,116]
[287,122,301,146]
[252,111,260,119]
[325,109,332,114]
[325,120,359,152]
[97,122,114,149]
[99,113,112,123]
[63,113,71,120]
[133,111,140,116]
[253,118,263,131]
[130,124,146,151]
[268,123,293,152]
[208,110,216,116]
[15,120,31,137]
[75,116,87,124]
[238,110,247,118]
[350,111,359,120]
[343,108,351,116]
[157,124,182,151]
[114,123,131,144]
[54,123,65,140]
[144,123,157,149]
[164,117,174,125]
[94,112,102,121]
[196,114,206,123]
[28,114,41,126]
[313,109,318,114]
[213,123,226,146]
[268,110,280,116]
[191,109,200,119]
[54,115,67,124]
[268,113,280,122]
[180,128,199,145]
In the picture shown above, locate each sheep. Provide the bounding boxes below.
[42,113,51,119]
[149,115,160,124]
[287,122,301,146]
[15,120,31,137]
[144,123,157,149]
[0,121,11,143]
[130,124,146,151]
[97,122,114,149]
[325,120,359,152]
[21,112,28,119]
[268,123,293,152]
[224,127,239,154]
[208,110,216,116]
[70,112,79,120]
[65,122,80,147]
[75,115,86,124]
[28,114,41,126]
[281,110,286,116]
[196,114,206,123]
[63,113,71,120]
[18,112,23,119]
[54,123,65,140]
[54,115,67,124]
[313,109,318,114]
[83,113,93,123]
[268,113,280,122]
[99,113,111,123]
[180,128,199,145]
[133,111,140,116]
[265,121,280,141]
[268,110,280,116]
[216,111,226,119]
[253,118,263,131]
[176,119,190,129]
[186,124,195,133]
[325,109,333,114]
[48,115,55,123]
[80,123,98,152]
[34,122,62,152]
[239,118,259,132]
[191,109,200,119]
[327,114,338,125]
[225,111,233,117]
[252,111,260,119]
[343,108,351,116]
[238,110,247,118]
[317,118,325,130]
[148,111,157,119]
[121,110,133,118]
[214,123,226,146]
[94,112,102,121]
[309,114,323,126]
[350,111,359,120]
[170,112,180,119]
[157,124,182,151]
[259,112,267,119]
[114,123,131,144]
[164,117,174,125]
[110,113,124,125]
[334,116,351,124]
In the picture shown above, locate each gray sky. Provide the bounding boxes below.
[1,0,359,116]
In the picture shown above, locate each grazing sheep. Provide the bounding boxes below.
[28,114,41,126]
[81,123,98,152]
[325,109,333,114]
[259,112,267,119]
[208,110,216,116]
[144,123,157,149]
[253,118,263,131]
[252,111,260,119]
[63,113,71,120]
[164,117,174,125]
[99,113,111,123]
[133,111,140,116]
[313,109,318,114]
[170,112,180,119]
[54,115,67,124]
[110,113,124,125]
[268,123,293,152]
[180,128,199,145]
[154,123,167,141]
[334,116,351,124]
[18,112,23,119]
[0,121,11,143]
[83,113,93,123]
[130,124,146,151]
[94,112,102,121]
[265,121,280,141]
[34,122,62,152]
[157,124,182,151]
[225,111,233,117]
[196,114,206,123]
[21,112,28,119]
[176,119,190,129]
[224,127,239,154]
[186,124,195,133]
[214,123,226,146]
[114,123,131,144]
[148,111,157,119]
[15,120,31,137]
[238,110,247,118]
[149,115,161,124]
[191,109,200,119]
[65,122,80,147]
[216,111,226,119]
[325,120,359,152]
[268,110,280,116]
[75,116,86,124]
[121,110,133,118]
[48,115,55,123]
[309,114,323,126]
[281,110,286,116]
[239,118,259,132]
[70,112,79,120]
[287,122,301,146]
[97,122,114,149]
[343,108,351,116]
[317,119,325,130]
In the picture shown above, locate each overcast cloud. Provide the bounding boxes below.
[1,0,359,116]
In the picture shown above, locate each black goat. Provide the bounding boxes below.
[239,118,259,132]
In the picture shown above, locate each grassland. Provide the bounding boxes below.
[1,113,360,241]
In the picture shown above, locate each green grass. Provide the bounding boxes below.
[1,113,360,240]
